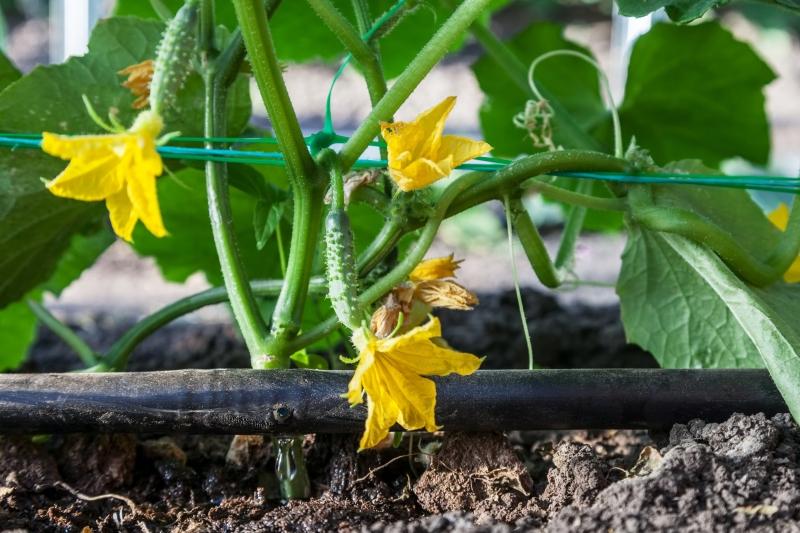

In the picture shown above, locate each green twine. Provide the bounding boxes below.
[0,132,798,194]
[322,0,407,138]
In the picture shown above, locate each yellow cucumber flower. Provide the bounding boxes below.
[409,254,462,282]
[380,96,492,192]
[42,110,167,242]
[347,317,482,450]
[768,202,800,283]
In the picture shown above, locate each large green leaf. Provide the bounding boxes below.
[617,22,775,167]
[116,0,471,79]
[0,229,113,371]
[131,169,286,285]
[620,223,800,419]
[0,50,20,92]
[0,300,38,371]
[0,17,249,308]
[618,224,763,369]
[615,0,727,22]
[471,22,606,158]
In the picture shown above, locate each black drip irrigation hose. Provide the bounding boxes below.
[0,369,786,434]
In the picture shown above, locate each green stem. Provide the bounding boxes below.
[767,198,800,275]
[524,176,627,212]
[204,37,273,367]
[629,187,781,287]
[199,0,215,57]
[357,215,405,276]
[503,196,537,369]
[339,0,494,170]
[555,179,591,270]
[351,0,389,160]
[233,0,316,185]
[234,0,325,359]
[103,280,326,371]
[446,150,629,218]
[507,198,561,289]
[286,151,629,352]
[27,300,98,368]
[306,0,388,111]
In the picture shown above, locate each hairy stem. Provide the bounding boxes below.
[204,56,273,367]
[27,300,98,368]
[339,0,494,170]
[306,0,387,110]
[104,280,326,371]
[233,0,316,184]
[233,0,325,359]
[524,176,627,212]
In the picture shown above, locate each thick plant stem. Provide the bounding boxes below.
[507,198,561,289]
[27,300,98,368]
[204,71,272,367]
[524,177,627,212]
[446,150,629,217]
[233,0,316,184]
[233,0,324,356]
[306,0,387,109]
[339,0,494,170]
[104,280,327,371]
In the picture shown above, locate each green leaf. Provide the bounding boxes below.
[270,0,466,79]
[0,300,38,371]
[254,193,288,250]
[615,0,728,22]
[115,0,238,29]
[620,223,800,420]
[0,229,113,370]
[618,224,763,369]
[472,22,606,158]
[616,22,775,167]
[0,17,249,307]
[131,169,285,285]
[290,349,330,369]
[0,50,20,92]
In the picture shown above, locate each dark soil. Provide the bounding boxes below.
[2,413,798,531]
[6,289,797,531]
[22,288,656,373]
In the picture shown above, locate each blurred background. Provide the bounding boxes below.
[1,0,798,321]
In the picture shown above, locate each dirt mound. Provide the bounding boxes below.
[548,412,800,532]
[3,413,796,531]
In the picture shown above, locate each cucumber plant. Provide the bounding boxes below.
[0,0,799,499]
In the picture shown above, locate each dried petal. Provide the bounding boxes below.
[415,280,478,310]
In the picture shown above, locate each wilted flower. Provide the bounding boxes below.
[118,60,154,110]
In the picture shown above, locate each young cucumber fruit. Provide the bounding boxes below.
[149,0,199,115]
[325,209,361,331]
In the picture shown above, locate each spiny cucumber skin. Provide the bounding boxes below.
[325,210,361,331]
[150,2,198,115]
